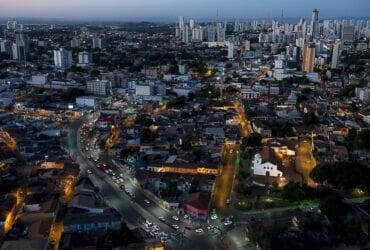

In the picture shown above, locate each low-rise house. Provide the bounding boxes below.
[180,192,210,220]
[63,208,121,233]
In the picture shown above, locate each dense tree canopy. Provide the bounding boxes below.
[310,161,370,190]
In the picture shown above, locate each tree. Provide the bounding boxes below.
[140,128,154,143]
[303,111,320,125]
[135,114,153,127]
[167,96,187,109]
[241,133,262,149]
[355,129,370,150]
[320,195,349,221]
[310,161,370,190]
[281,182,313,202]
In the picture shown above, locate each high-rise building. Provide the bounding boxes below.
[182,25,189,44]
[175,27,181,38]
[179,16,184,29]
[54,48,73,70]
[0,39,11,54]
[192,27,204,42]
[71,38,81,48]
[86,80,110,96]
[92,37,102,49]
[311,9,319,38]
[301,43,315,73]
[12,31,29,61]
[244,40,250,51]
[189,19,195,30]
[216,23,226,42]
[6,20,17,30]
[341,25,355,42]
[293,46,301,63]
[78,51,93,66]
[207,25,216,42]
[331,39,341,69]
[12,43,25,61]
[227,42,234,59]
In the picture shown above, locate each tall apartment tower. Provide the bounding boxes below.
[301,43,315,73]
[227,42,234,59]
[92,37,102,49]
[311,9,319,38]
[182,25,189,44]
[331,40,341,69]
[179,16,184,29]
[54,48,73,70]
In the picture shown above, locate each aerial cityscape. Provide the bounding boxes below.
[0,1,370,249]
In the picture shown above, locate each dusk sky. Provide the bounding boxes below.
[0,0,369,20]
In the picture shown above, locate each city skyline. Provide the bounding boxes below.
[0,0,369,21]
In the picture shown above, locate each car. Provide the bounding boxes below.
[184,214,189,219]
[171,224,179,230]
[144,199,151,204]
[210,211,218,220]
[129,192,135,198]
[195,228,204,234]
[119,185,125,190]
[87,169,92,174]
[172,216,179,221]
[224,220,233,226]
[158,216,165,222]
[145,220,152,227]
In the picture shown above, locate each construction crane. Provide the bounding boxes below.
[0,129,17,151]
[105,125,121,149]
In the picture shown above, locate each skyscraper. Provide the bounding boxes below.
[189,19,195,30]
[207,25,216,42]
[341,25,355,42]
[71,38,81,48]
[311,9,319,38]
[216,22,226,42]
[192,27,203,42]
[182,25,189,44]
[301,43,315,73]
[6,20,17,30]
[92,37,102,49]
[179,16,184,30]
[12,31,29,61]
[78,51,93,67]
[0,39,11,54]
[244,40,250,51]
[54,48,73,70]
[331,40,341,69]
[227,42,234,59]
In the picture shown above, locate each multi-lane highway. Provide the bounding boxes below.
[66,114,221,249]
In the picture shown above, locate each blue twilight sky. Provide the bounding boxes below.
[0,0,369,20]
